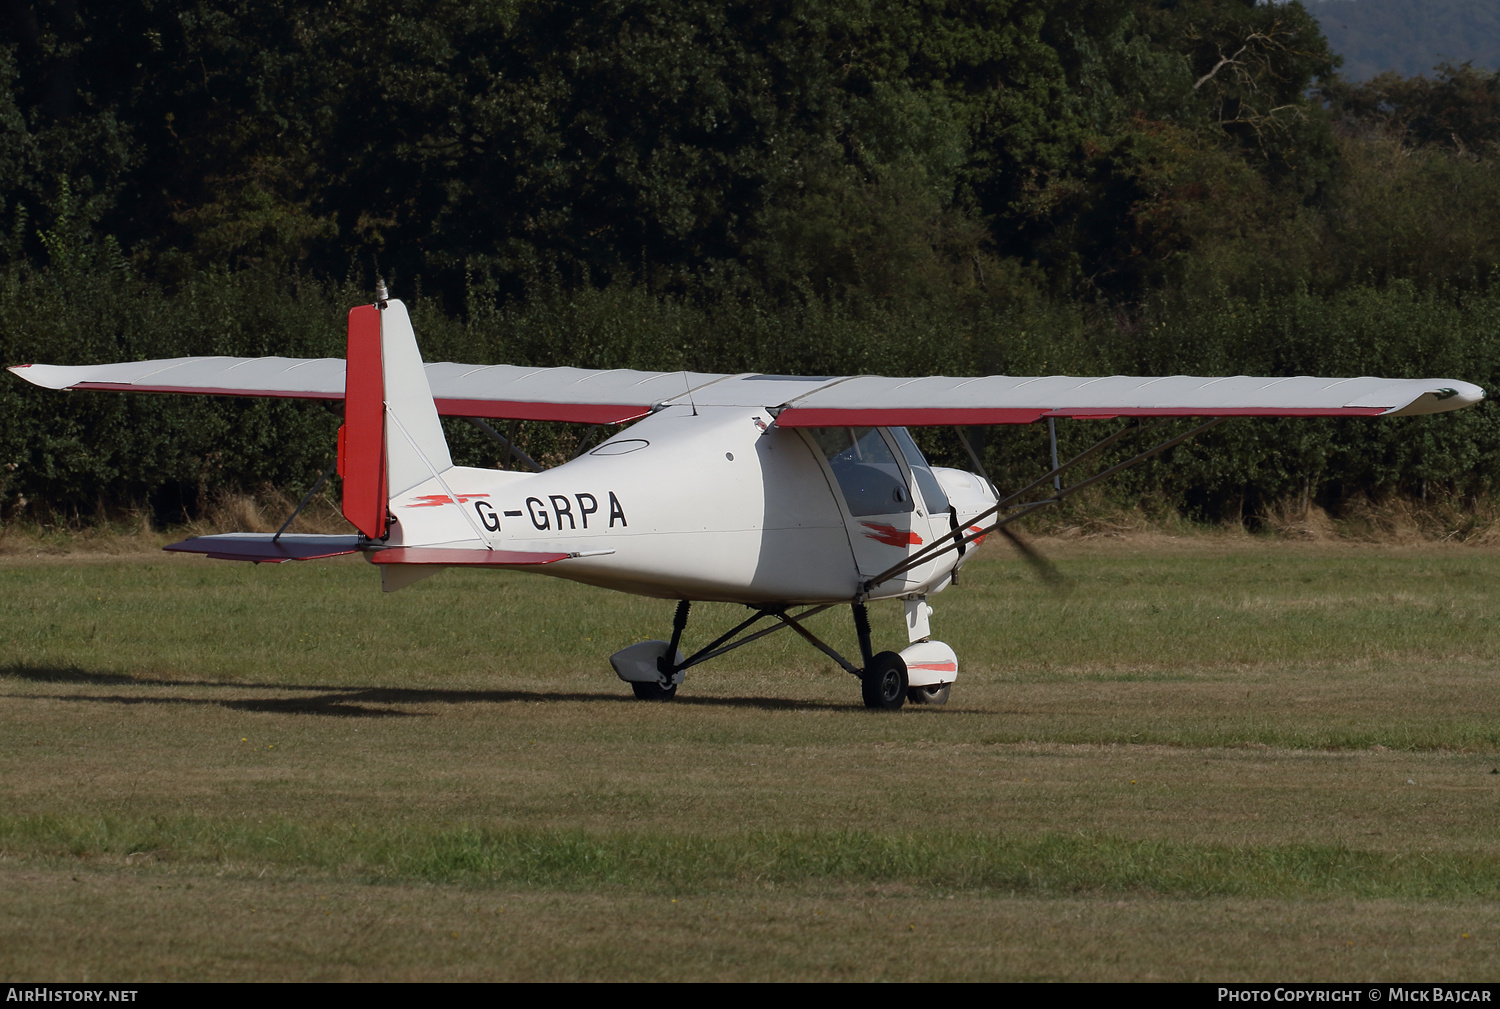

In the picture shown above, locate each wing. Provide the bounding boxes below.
[768,374,1486,425]
[9,358,1483,424]
[10,357,730,424]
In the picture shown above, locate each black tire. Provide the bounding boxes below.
[907,682,952,706]
[860,651,908,710]
[630,680,677,701]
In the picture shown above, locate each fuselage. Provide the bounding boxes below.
[380,405,997,603]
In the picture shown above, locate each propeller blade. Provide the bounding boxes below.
[995,523,1070,591]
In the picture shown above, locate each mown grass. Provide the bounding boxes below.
[2,538,1498,979]
[6,815,1500,900]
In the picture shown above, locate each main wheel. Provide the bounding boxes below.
[860,651,908,710]
[907,682,952,706]
[631,680,677,701]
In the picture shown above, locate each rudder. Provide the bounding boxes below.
[340,304,387,538]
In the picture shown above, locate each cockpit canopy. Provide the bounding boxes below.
[806,426,950,517]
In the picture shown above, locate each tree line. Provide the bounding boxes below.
[1,1,1498,527]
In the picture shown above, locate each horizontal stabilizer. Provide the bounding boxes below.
[164,533,364,563]
[368,547,608,565]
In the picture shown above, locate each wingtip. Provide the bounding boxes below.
[7,363,76,390]
[1385,381,1486,416]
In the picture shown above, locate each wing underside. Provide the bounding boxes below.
[9,357,1483,424]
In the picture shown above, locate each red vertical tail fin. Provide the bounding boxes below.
[340,304,387,539]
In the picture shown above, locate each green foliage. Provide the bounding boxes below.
[1119,285,1500,516]
[1325,62,1500,153]
[0,1,1345,304]
[959,283,1500,521]
[0,264,347,520]
[0,1,1497,524]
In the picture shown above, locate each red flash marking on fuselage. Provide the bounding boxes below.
[861,523,923,548]
[408,493,488,508]
[967,524,987,546]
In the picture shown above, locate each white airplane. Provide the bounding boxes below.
[10,289,1485,709]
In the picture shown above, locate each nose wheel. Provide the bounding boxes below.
[906,682,951,705]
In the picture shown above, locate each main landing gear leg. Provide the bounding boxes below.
[666,600,691,665]
[855,602,908,711]
[609,600,691,701]
[630,600,693,701]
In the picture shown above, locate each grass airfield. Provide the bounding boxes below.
[1,535,1498,981]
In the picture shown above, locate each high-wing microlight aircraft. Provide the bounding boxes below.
[10,288,1485,708]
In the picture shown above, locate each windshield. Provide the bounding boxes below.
[807,427,913,517]
[889,427,950,514]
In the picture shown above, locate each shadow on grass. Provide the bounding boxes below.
[0,663,856,716]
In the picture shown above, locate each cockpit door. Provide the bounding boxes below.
[802,426,942,593]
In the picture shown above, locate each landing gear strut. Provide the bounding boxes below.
[633,600,692,701]
[610,599,915,709]
[852,602,907,710]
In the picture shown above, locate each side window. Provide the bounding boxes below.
[890,427,951,514]
[808,427,913,517]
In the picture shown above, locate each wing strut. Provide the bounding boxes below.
[862,417,1226,593]
[465,417,543,472]
[272,456,339,543]
[953,426,996,492]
